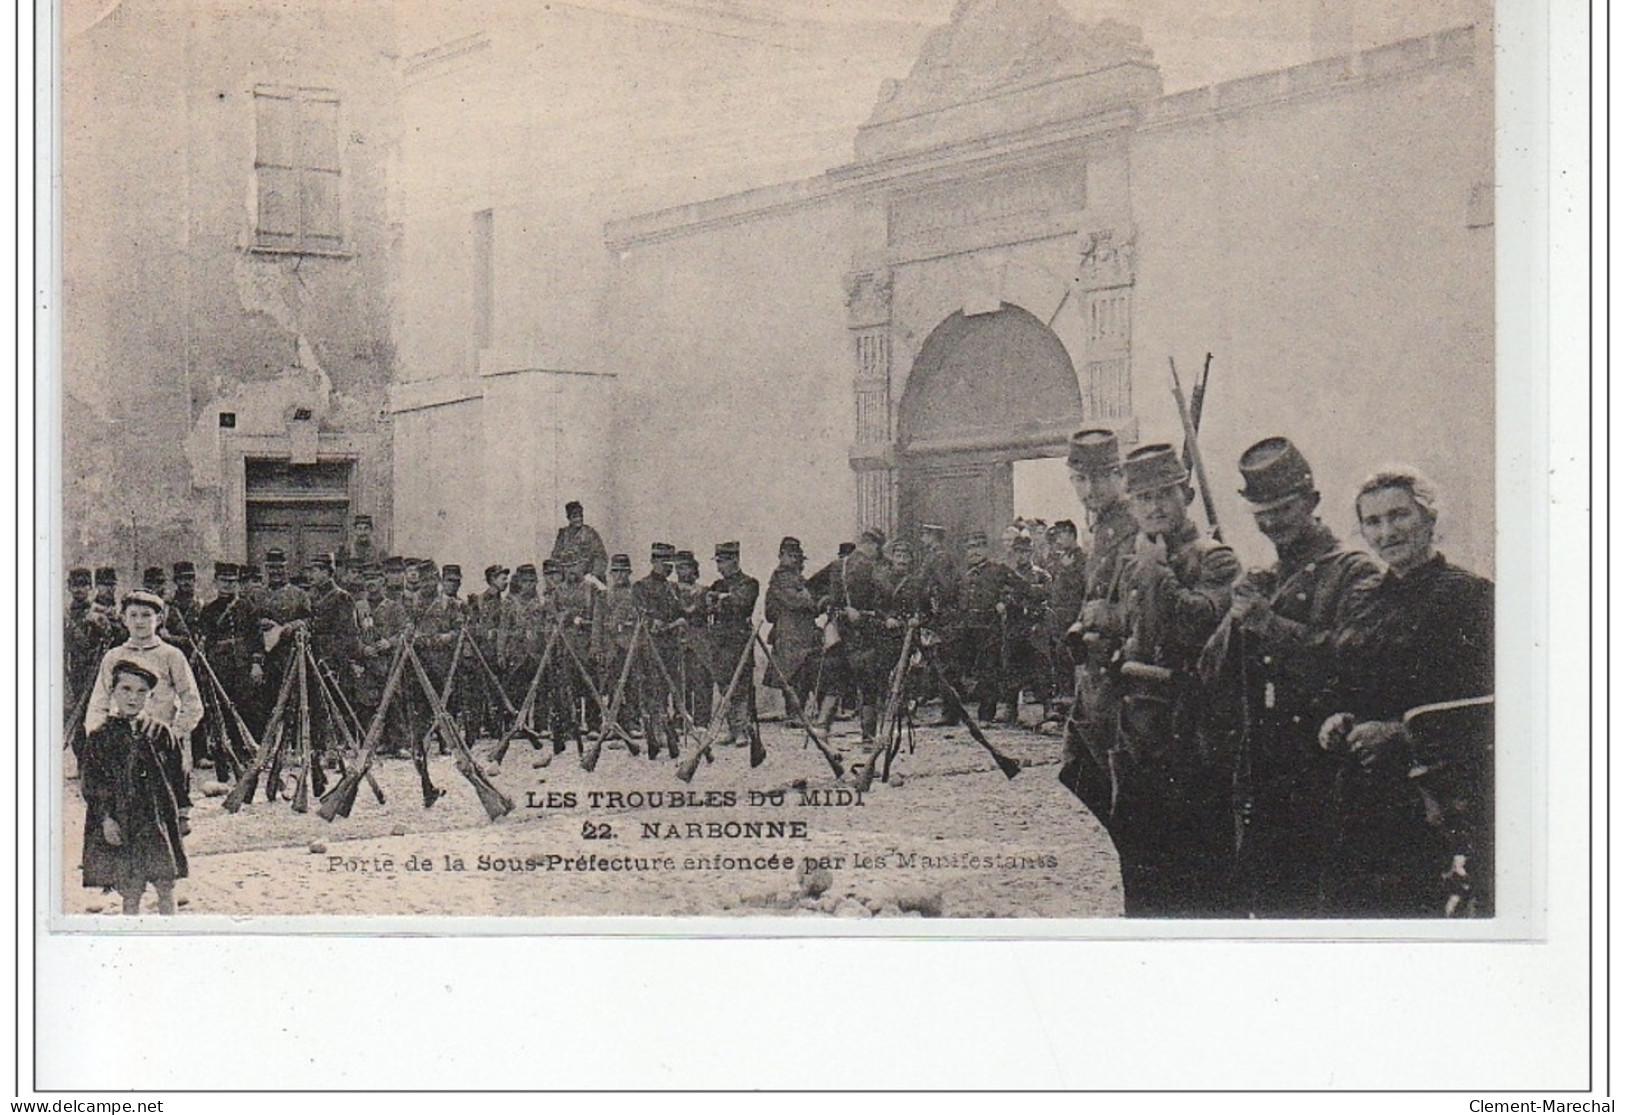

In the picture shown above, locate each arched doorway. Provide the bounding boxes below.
[896,303,1083,551]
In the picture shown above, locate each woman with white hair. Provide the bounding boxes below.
[1319,468,1495,917]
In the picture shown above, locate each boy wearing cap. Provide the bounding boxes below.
[1075,443,1241,917]
[1204,437,1383,916]
[79,661,189,914]
[85,592,204,828]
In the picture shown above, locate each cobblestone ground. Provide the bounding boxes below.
[60,709,1123,921]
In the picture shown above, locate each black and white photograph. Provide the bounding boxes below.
[47,0,1518,929]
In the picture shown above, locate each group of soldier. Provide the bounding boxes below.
[66,430,1494,921]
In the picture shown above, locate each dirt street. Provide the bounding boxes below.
[60,717,1124,920]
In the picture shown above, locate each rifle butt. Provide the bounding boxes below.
[748,730,766,769]
[581,738,603,772]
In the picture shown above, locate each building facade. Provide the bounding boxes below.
[62,0,399,576]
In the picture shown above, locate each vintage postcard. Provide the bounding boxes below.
[47,0,1531,938]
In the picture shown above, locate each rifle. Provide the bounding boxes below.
[1169,356,1223,542]
[490,622,562,767]
[920,642,1021,780]
[406,643,513,821]
[222,645,301,812]
[291,640,314,813]
[585,617,646,769]
[314,659,387,805]
[190,647,255,777]
[553,623,638,771]
[417,626,467,756]
[640,627,699,761]
[677,622,764,782]
[318,638,410,822]
[753,632,844,779]
[852,617,916,792]
[63,677,95,754]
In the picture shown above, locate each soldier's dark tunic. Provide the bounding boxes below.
[307,580,361,767]
[1200,521,1384,916]
[674,580,714,728]
[1042,543,1090,701]
[1060,498,1143,825]
[706,568,760,736]
[195,592,265,736]
[552,524,610,581]
[498,592,548,702]
[361,596,413,755]
[807,553,891,740]
[1330,553,1495,916]
[66,600,115,757]
[546,580,598,748]
[1007,558,1052,709]
[953,556,1025,722]
[79,716,187,893]
[1090,522,1240,916]
[598,584,641,729]
[763,566,821,716]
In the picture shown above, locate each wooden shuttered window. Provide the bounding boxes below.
[254,86,343,253]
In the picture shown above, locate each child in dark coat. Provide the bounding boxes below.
[80,661,189,914]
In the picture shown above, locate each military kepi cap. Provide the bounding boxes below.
[142,566,166,586]
[714,541,740,559]
[514,563,538,578]
[674,550,697,565]
[965,530,988,546]
[484,563,509,581]
[919,523,945,537]
[859,527,886,547]
[265,548,287,565]
[651,542,676,560]
[94,567,118,585]
[778,536,803,554]
[1123,444,1189,495]
[441,564,462,579]
[172,561,196,579]
[383,556,407,574]
[541,558,562,575]
[565,500,584,515]
[68,567,92,585]
[213,561,240,579]
[609,554,632,572]
[352,514,373,526]
[1237,436,1316,509]
[306,553,334,570]
[1067,428,1121,474]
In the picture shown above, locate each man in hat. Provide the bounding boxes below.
[168,562,202,642]
[916,524,958,621]
[763,537,821,728]
[551,501,608,583]
[413,564,466,748]
[466,564,511,736]
[544,557,598,753]
[1042,521,1089,719]
[706,541,761,746]
[338,514,379,571]
[263,549,311,626]
[1200,437,1385,916]
[672,550,714,730]
[594,554,641,735]
[951,531,1027,725]
[90,567,127,644]
[139,567,192,656]
[1071,443,1240,916]
[1059,430,1143,821]
[241,563,270,613]
[360,558,416,756]
[631,543,685,759]
[65,568,117,760]
[298,553,361,776]
[498,563,548,704]
[805,529,893,742]
[1005,531,1053,719]
[194,562,265,743]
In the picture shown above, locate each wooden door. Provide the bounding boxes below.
[247,501,348,570]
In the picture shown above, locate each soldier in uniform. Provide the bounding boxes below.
[953,531,1027,725]
[194,562,266,742]
[65,567,115,761]
[807,529,892,743]
[1077,444,1241,916]
[302,554,361,779]
[546,557,598,753]
[416,564,467,749]
[631,543,684,760]
[468,564,510,736]
[1200,437,1384,916]
[338,514,379,571]
[361,558,415,756]
[597,554,641,736]
[167,562,203,646]
[915,524,960,724]
[263,549,311,626]
[498,563,547,705]
[551,500,609,582]
[673,550,714,729]
[1042,520,1089,721]
[92,567,120,616]
[1006,533,1053,720]
[706,541,760,746]
[241,563,270,614]
[1059,429,1142,825]
[763,537,820,728]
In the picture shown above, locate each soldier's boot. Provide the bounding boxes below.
[815,693,840,741]
[859,702,879,745]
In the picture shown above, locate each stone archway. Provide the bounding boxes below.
[893,303,1083,551]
